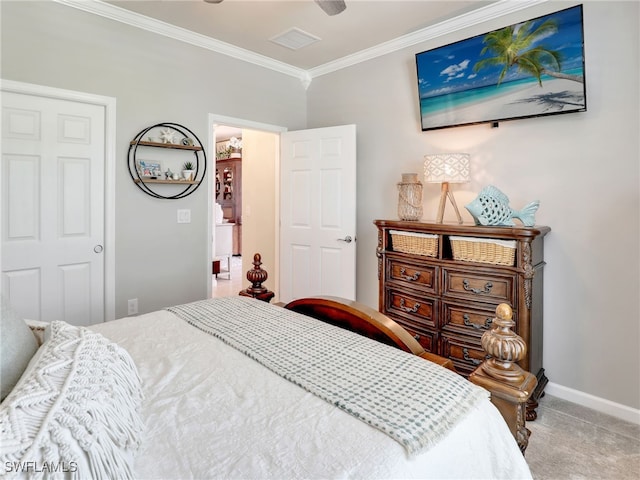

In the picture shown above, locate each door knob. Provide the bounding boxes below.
[337,235,353,243]
[94,245,104,253]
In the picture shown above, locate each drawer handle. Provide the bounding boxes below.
[399,267,421,281]
[413,333,421,342]
[463,348,490,366]
[463,279,493,295]
[399,298,420,313]
[463,314,493,330]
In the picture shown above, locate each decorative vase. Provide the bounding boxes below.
[397,173,423,221]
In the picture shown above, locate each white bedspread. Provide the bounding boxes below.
[91,307,533,480]
[168,297,489,456]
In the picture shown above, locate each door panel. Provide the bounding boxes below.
[5,154,39,239]
[319,247,344,296]
[60,157,91,236]
[2,269,40,320]
[291,169,312,226]
[290,245,312,300]
[280,125,356,303]
[1,92,105,325]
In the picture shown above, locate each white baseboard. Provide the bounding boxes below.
[546,382,640,425]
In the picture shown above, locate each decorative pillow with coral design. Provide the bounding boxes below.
[0,321,144,479]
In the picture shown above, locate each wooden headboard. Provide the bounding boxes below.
[284,296,456,371]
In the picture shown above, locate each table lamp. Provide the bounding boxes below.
[424,153,470,224]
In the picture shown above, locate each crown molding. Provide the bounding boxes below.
[309,0,548,78]
[54,0,548,85]
[52,0,308,82]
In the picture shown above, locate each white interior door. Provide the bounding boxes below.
[1,91,105,325]
[279,125,356,303]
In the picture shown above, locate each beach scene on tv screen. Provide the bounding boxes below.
[416,5,586,131]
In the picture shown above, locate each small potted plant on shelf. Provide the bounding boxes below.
[182,161,195,181]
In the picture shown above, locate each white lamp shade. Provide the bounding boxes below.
[424,153,470,183]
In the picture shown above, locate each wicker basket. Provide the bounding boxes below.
[450,236,516,266]
[390,230,438,257]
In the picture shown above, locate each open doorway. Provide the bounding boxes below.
[212,125,243,297]
[208,115,286,300]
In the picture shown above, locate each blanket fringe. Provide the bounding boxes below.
[1,321,144,479]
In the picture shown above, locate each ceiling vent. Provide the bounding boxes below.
[270,27,321,50]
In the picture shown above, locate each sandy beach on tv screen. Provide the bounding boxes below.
[424,77,585,129]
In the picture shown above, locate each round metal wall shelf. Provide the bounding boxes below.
[128,122,207,199]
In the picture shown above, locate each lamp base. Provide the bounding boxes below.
[436,182,463,224]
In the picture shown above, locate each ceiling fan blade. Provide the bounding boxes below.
[203,0,224,4]
[314,0,347,16]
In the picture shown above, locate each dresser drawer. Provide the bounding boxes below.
[441,335,490,377]
[386,256,437,294]
[441,302,516,339]
[442,268,515,305]
[392,320,438,352]
[383,287,437,329]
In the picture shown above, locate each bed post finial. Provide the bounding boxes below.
[480,304,528,383]
[469,303,537,454]
[239,253,275,303]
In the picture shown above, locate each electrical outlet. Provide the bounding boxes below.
[127,298,138,316]
[177,209,191,224]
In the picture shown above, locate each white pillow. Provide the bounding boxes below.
[0,321,144,479]
[0,296,38,401]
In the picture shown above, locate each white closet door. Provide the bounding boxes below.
[2,92,105,325]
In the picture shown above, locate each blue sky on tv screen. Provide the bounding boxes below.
[416,5,585,100]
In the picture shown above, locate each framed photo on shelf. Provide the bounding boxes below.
[137,159,163,179]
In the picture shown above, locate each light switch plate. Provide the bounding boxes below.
[177,209,191,223]
[127,298,138,315]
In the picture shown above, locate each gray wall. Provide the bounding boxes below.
[306,1,639,410]
[1,1,306,317]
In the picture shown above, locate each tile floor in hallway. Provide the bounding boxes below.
[211,255,244,298]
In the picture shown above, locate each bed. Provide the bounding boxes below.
[1,264,533,479]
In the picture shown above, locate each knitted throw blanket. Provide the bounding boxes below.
[0,321,144,479]
[168,297,488,456]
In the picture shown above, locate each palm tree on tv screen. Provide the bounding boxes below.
[473,19,584,86]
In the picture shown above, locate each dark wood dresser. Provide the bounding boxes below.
[374,220,550,418]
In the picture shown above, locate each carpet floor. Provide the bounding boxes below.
[526,395,639,479]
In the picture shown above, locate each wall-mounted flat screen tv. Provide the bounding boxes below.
[416,5,586,131]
